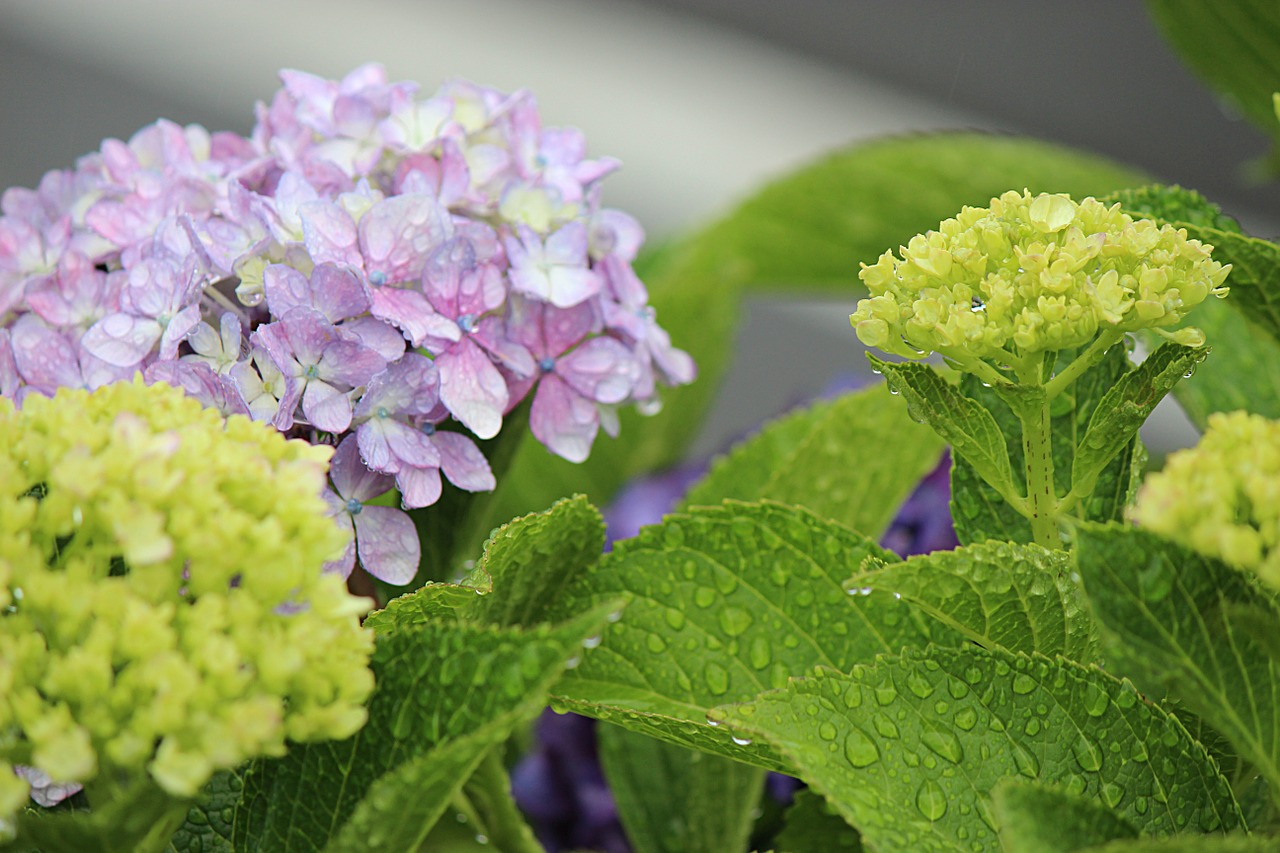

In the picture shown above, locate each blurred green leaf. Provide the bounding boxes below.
[1146,0,1280,137]
[992,779,1138,853]
[683,383,945,538]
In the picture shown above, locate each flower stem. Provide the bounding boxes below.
[1012,362,1061,550]
[1043,329,1123,401]
[455,748,544,853]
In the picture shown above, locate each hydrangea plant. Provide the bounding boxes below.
[0,380,373,849]
[0,64,693,586]
[8,6,1280,850]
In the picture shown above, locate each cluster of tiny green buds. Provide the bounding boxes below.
[0,380,375,821]
[1131,411,1280,587]
[850,190,1230,365]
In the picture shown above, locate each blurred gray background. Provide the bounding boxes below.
[2,0,1272,454]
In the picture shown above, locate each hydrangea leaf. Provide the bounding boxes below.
[361,569,493,634]
[548,501,960,770]
[164,770,245,853]
[1082,837,1280,853]
[991,779,1138,853]
[950,345,1138,545]
[467,495,606,629]
[847,540,1098,662]
[1101,184,1280,426]
[866,358,1018,509]
[1146,1,1280,138]
[1073,523,1280,803]
[598,725,764,853]
[714,646,1244,853]
[683,383,945,538]
[231,605,616,853]
[14,779,190,853]
[1071,342,1205,499]
[464,134,1147,563]
[775,788,864,853]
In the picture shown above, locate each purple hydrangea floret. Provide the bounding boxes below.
[0,64,694,585]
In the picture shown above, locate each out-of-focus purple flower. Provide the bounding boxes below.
[512,711,630,853]
[0,64,693,586]
[879,451,959,558]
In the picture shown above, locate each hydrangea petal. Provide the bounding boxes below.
[530,373,598,463]
[354,505,421,584]
[438,337,508,439]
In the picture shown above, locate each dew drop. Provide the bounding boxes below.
[874,684,898,706]
[1101,782,1124,809]
[731,735,753,746]
[873,714,900,739]
[970,297,985,313]
[947,679,970,700]
[953,708,978,732]
[842,685,863,709]
[704,662,730,696]
[719,606,754,637]
[665,609,686,630]
[915,780,948,821]
[1012,744,1040,778]
[646,634,667,654]
[1082,682,1110,717]
[1133,795,1148,814]
[663,522,685,548]
[818,722,838,741]
[1011,673,1036,695]
[693,587,717,608]
[844,727,880,767]
[582,635,602,649]
[1065,776,1087,796]
[748,636,772,670]
[1072,734,1103,772]
[921,729,964,764]
[565,655,581,669]
[906,672,935,699]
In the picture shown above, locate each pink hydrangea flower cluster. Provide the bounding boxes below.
[0,64,694,585]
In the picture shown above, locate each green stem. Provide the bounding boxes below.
[1043,329,1123,401]
[1012,361,1061,551]
[458,748,544,853]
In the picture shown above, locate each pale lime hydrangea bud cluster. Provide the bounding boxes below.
[0,380,374,820]
[1131,411,1280,588]
[850,190,1230,362]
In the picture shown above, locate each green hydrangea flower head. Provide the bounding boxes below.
[0,379,374,823]
[1131,411,1280,587]
[850,190,1230,364]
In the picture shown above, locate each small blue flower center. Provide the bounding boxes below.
[376,406,390,419]
[346,498,363,516]
[457,313,477,333]
[539,357,556,374]
[304,364,321,379]
[368,270,387,286]
[421,421,436,435]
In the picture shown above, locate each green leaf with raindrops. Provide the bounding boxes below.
[1074,523,1280,806]
[714,646,1243,853]
[683,383,945,538]
[865,357,1018,513]
[231,604,616,853]
[1071,343,1204,503]
[548,501,961,771]
[1080,836,1280,852]
[164,770,244,853]
[847,540,1099,662]
[991,778,1138,853]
